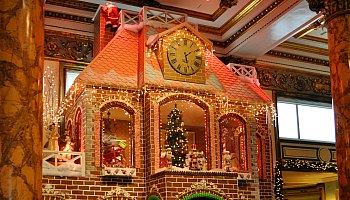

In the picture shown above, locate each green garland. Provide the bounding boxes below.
[283,159,338,172]
[274,161,284,200]
[148,195,161,200]
[274,159,337,199]
[182,192,224,200]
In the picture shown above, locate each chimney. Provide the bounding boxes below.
[93,6,117,58]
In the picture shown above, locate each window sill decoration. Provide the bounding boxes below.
[102,166,136,177]
[237,172,251,180]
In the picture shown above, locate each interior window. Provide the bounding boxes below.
[219,115,247,171]
[277,98,335,143]
[102,107,133,168]
[65,70,80,93]
[159,100,206,169]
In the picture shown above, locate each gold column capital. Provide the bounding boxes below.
[306,0,350,23]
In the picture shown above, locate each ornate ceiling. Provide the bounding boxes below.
[44,0,330,74]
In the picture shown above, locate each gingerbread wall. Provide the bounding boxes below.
[43,12,274,199]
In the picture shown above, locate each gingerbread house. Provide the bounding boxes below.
[43,6,275,200]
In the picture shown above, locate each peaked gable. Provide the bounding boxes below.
[147,22,212,48]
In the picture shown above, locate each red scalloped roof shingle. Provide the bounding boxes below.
[76,29,139,88]
[76,26,271,103]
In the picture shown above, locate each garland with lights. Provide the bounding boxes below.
[165,104,188,168]
[274,160,283,200]
[274,159,338,200]
[283,159,338,172]
[182,193,224,200]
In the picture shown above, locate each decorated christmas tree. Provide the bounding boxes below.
[165,104,188,168]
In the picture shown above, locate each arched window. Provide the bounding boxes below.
[219,114,247,171]
[74,108,82,152]
[101,106,134,168]
[159,99,208,170]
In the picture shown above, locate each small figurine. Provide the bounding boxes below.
[190,152,198,170]
[231,153,240,171]
[185,152,191,168]
[62,132,74,159]
[166,148,174,168]
[102,2,119,32]
[223,150,232,172]
[47,123,59,151]
[161,151,168,167]
[197,151,206,170]
[112,143,127,167]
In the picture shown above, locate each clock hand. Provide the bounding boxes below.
[184,52,189,63]
[185,51,192,56]
[183,52,189,69]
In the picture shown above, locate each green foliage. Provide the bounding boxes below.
[165,105,188,168]
[182,192,224,200]
[274,160,284,200]
[148,195,161,200]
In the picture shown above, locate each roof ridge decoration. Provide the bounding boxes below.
[147,22,212,48]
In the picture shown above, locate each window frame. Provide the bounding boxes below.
[276,96,335,143]
[60,64,85,101]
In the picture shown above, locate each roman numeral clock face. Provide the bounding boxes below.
[167,38,203,75]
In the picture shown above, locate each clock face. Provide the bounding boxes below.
[167,38,203,75]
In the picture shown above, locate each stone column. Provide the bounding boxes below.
[0,0,44,199]
[307,1,350,199]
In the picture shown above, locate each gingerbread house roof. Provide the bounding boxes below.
[74,26,271,103]
[75,29,139,88]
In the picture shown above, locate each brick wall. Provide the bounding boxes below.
[93,9,115,58]
[257,113,274,199]
[42,176,145,199]
[46,87,273,199]
[149,171,239,200]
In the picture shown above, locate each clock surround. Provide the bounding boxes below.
[166,38,203,76]
[154,24,212,84]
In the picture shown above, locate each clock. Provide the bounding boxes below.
[167,38,203,75]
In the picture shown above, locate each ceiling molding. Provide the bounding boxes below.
[46,0,98,12]
[293,20,323,38]
[44,30,93,63]
[300,35,328,44]
[278,41,329,56]
[198,0,263,35]
[45,11,94,24]
[213,0,286,48]
[48,0,228,21]
[255,66,331,97]
[266,50,329,66]
[45,29,93,40]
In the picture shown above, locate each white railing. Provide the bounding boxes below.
[42,150,85,177]
[119,10,140,28]
[140,6,187,26]
[227,63,260,86]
